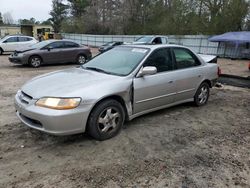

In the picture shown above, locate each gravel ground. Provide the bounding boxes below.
[0,54,249,188]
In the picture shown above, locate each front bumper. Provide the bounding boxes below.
[9,55,24,64]
[14,91,92,135]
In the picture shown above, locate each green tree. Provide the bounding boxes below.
[49,0,68,33]
[0,12,3,25]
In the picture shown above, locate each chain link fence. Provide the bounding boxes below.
[61,33,248,58]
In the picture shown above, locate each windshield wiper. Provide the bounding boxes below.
[84,67,111,74]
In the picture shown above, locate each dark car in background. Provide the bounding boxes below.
[9,40,92,68]
[133,35,168,45]
[98,41,123,53]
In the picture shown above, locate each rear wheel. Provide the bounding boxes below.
[76,54,86,64]
[87,99,125,141]
[29,56,42,68]
[194,82,210,106]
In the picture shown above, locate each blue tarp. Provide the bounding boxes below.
[209,31,250,44]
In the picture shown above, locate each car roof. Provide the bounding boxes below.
[6,34,34,38]
[139,35,168,38]
[120,44,188,50]
[46,39,79,43]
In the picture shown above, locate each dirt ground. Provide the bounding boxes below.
[218,58,250,78]
[0,54,249,188]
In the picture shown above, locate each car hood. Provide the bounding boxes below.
[22,68,121,99]
[15,47,37,53]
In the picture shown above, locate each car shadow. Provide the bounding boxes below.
[23,101,195,145]
[10,62,79,69]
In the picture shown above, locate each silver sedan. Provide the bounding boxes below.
[14,44,218,140]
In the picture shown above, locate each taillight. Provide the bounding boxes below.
[248,62,250,70]
[217,67,221,76]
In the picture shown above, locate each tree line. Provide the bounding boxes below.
[50,0,250,35]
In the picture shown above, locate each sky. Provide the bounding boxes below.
[0,0,53,22]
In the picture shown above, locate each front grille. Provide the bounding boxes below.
[19,91,33,104]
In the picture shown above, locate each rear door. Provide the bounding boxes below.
[40,41,64,64]
[18,37,35,48]
[171,47,204,102]
[133,48,176,114]
[61,41,80,63]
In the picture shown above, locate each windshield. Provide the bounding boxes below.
[30,40,51,49]
[0,35,8,41]
[135,36,153,43]
[82,47,149,76]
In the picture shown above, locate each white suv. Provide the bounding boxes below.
[0,35,37,55]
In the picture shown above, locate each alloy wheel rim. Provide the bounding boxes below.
[98,107,120,133]
[31,58,41,67]
[78,56,86,64]
[198,86,208,104]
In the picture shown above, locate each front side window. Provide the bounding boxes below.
[143,48,173,73]
[82,47,149,76]
[47,41,64,49]
[4,37,18,43]
[173,48,201,69]
[152,37,162,44]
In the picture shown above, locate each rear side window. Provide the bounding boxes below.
[173,48,201,69]
[4,37,18,43]
[144,48,174,73]
[18,37,32,42]
[64,41,79,48]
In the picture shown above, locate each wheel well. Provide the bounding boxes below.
[89,95,129,121]
[202,79,212,88]
[78,53,87,58]
[29,55,43,63]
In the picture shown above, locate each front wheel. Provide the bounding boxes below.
[76,54,86,64]
[0,48,3,55]
[29,56,42,68]
[87,99,125,141]
[194,82,210,106]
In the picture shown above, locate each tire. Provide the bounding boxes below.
[76,54,86,64]
[0,48,3,55]
[29,56,42,68]
[87,99,125,141]
[194,82,210,106]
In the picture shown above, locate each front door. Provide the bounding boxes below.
[2,37,19,51]
[133,48,176,114]
[41,41,64,64]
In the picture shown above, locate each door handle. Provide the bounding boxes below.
[198,75,202,78]
[168,81,174,83]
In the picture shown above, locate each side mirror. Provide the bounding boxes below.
[137,66,157,77]
[47,46,53,51]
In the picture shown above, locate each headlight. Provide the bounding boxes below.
[17,53,24,57]
[36,97,81,110]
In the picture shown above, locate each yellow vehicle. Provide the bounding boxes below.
[44,32,55,40]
